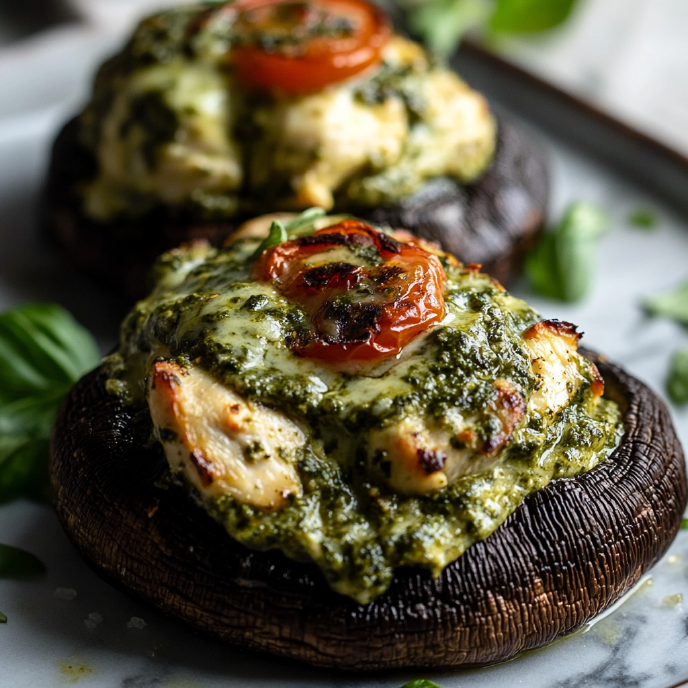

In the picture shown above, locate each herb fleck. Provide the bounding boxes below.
[643,278,688,327]
[628,208,658,230]
[243,294,269,311]
[525,201,609,303]
[668,348,688,405]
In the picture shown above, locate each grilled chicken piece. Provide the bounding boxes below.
[148,361,303,511]
[148,320,600,502]
[369,321,600,497]
[523,319,601,414]
[367,379,526,496]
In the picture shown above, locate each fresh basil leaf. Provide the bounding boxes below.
[0,303,99,398]
[525,201,609,303]
[283,207,327,235]
[682,519,688,529]
[253,208,329,256]
[628,208,658,230]
[0,611,6,623]
[406,0,491,57]
[491,0,578,33]
[667,348,688,406]
[643,279,688,327]
[401,681,444,688]
[0,388,70,436]
[0,303,99,503]
[253,220,288,257]
[0,437,51,503]
[0,543,46,579]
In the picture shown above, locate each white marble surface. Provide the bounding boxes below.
[1,21,688,688]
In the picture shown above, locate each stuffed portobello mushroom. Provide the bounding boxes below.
[51,212,686,669]
[44,0,548,299]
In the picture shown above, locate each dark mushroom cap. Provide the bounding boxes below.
[43,114,548,300]
[50,352,686,670]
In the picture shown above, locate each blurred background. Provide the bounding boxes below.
[1,0,688,346]
[1,0,688,157]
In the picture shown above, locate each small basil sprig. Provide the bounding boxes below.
[283,207,328,237]
[253,220,288,256]
[525,201,609,303]
[490,0,577,33]
[0,303,100,503]
[401,681,443,688]
[253,207,327,256]
[682,519,688,530]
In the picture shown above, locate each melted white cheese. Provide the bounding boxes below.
[249,87,408,209]
[86,62,242,220]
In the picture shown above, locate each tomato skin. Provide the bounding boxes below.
[254,220,446,364]
[227,0,391,93]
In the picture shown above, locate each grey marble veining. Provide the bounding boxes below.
[1,497,687,688]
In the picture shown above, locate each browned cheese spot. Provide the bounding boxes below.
[190,450,215,487]
[417,447,448,474]
[524,319,581,347]
[482,380,526,456]
[591,362,605,397]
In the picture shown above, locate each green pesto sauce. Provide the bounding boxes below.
[77,4,496,223]
[106,228,623,603]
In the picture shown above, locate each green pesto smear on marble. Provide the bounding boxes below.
[105,219,623,603]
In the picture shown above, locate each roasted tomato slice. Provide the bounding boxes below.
[226,0,391,93]
[254,220,446,363]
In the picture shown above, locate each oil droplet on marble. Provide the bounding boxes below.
[58,658,94,683]
[662,593,683,607]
